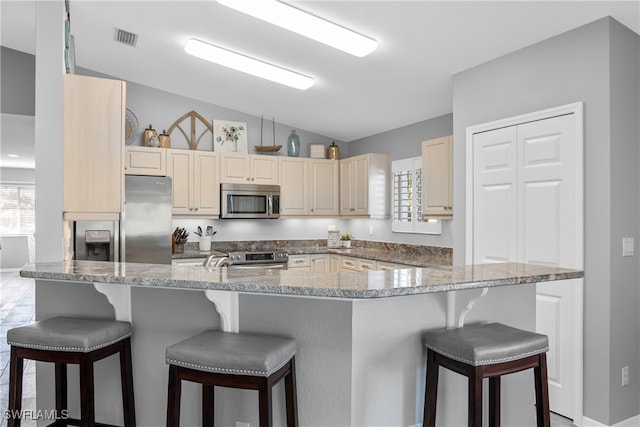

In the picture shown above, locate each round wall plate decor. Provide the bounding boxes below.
[125,108,139,145]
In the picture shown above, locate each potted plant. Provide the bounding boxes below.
[340,231,352,248]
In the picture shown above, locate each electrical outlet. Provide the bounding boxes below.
[622,366,629,386]
[369,224,374,235]
[235,422,250,427]
[622,238,634,256]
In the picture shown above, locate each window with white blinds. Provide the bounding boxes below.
[0,184,36,235]
[392,157,441,234]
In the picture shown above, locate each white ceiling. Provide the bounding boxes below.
[1,1,639,169]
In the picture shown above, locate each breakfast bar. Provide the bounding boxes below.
[20,261,582,426]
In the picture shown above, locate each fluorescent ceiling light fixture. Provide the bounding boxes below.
[185,39,314,90]
[217,0,377,57]
[7,154,20,158]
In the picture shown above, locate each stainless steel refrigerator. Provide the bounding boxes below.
[122,175,173,264]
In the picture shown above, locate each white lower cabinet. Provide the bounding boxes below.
[291,254,413,272]
[340,256,359,272]
[310,254,330,272]
[288,255,311,271]
[330,255,341,272]
[172,258,206,266]
[376,261,410,270]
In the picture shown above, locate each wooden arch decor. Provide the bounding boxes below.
[167,110,213,150]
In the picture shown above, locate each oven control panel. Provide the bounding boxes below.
[226,251,289,265]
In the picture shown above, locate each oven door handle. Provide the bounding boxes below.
[229,263,287,270]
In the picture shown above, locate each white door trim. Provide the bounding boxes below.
[464,101,584,425]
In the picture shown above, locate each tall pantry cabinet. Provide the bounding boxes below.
[63,74,125,215]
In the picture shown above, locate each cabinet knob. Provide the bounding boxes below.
[251,177,255,181]
[194,207,199,212]
[246,177,251,181]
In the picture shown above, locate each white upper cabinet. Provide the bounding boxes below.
[167,149,219,216]
[279,157,310,216]
[310,159,339,216]
[124,146,166,176]
[279,158,339,217]
[339,153,390,218]
[220,153,278,185]
[422,136,453,218]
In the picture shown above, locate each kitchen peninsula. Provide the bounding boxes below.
[21,261,582,426]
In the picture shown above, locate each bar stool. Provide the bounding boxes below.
[422,322,550,427]
[165,330,298,427]
[7,316,136,427]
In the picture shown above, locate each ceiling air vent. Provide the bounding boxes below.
[115,28,138,47]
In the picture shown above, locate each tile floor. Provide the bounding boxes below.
[1,270,35,427]
[0,269,577,427]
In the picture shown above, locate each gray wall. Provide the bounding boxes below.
[1,46,35,115]
[609,19,640,422]
[78,67,347,157]
[349,114,453,161]
[452,17,639,424]
[1,47,36,184]
[347,113,454,247]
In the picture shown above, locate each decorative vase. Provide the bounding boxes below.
[342,240,351,248]
[287,130,300,157]
[328,141,340,160]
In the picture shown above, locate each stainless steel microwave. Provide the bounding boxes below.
[220,183,280,219]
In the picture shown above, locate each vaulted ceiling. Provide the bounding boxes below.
[1,1,639,169]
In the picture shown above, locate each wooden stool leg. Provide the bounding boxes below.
[55,363,68,425]
[535,354,551,427]
[79,358,96,427]
[202,384,214,427]
[284,358,298,427]
[424,350,439,427]
[120,338,137,427]
[489,376,501,427]
[258,378,273,427]
[8,347,24,427]
[166,365,182,427]
[468,368,483,427]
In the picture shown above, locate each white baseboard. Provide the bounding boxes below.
[582,415,640,427]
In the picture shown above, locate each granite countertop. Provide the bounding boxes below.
[20,260,583,299]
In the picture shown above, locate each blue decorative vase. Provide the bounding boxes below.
[287,130,300,157]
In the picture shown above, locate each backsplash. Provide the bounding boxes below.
[185,239,453,265]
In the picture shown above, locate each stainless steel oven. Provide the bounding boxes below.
[203,250,289,270]
[220,183,280,219]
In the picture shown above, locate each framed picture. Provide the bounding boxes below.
[213,120,248,153]
[309,143,326,159]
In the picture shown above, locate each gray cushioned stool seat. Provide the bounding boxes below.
[7,316,132,353]
[422,322,548,366]
[166,330,297,377]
